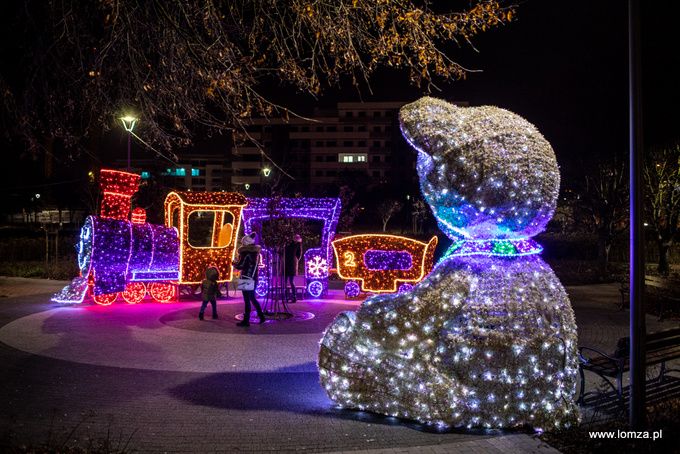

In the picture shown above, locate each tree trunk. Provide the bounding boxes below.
[597,235,611,275]
[658,240,672,275]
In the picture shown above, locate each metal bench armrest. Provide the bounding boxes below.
[578,346,624,367]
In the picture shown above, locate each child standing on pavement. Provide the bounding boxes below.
[199,266,222,320]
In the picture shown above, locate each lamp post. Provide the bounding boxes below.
[120,116,138,172]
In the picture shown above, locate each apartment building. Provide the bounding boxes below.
[113,137,232,192]
[232,101,469,196]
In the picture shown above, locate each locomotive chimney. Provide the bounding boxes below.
[99,169,141,220]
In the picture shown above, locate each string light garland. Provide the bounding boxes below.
[69,215,181,298]
[164,191,247,285]
[344,281,361,298]
[121,282,147,304]
[131,207,147,224]
[53,170,246,304]
[52,276,89,304]
[332,234,438,293]
[318,97,580,432]
[99,169,141,220]
[148,282,175,303]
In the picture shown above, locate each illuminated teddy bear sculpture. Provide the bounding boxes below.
[318,97,580,430]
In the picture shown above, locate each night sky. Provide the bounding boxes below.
[5,1,680,192]
[297,0,680,175]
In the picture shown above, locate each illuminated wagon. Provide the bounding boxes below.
[332,234,438,297]
[53,170,246,305]
[164,191,247,289]
[241,197,341,298]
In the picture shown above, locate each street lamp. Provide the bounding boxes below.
[120,116,138,172]
[263,168,271,177]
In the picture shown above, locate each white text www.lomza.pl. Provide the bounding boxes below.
[589,430,662,441]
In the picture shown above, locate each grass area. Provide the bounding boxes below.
[539,397,680,453]
[0,258,79,281]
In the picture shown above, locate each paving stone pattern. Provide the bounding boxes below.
[0,279,677,453]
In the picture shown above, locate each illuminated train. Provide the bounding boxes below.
[53,170,439,305]
[331,234,438,297]
[53,170,247,305]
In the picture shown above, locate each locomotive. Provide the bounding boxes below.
[53,169,246,305]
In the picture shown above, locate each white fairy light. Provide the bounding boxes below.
[318,97,580,431]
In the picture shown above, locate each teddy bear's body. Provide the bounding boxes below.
[318,97,580,430]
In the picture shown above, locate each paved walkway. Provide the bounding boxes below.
[0,277,678,453]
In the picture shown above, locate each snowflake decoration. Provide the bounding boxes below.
[307,255,329,277]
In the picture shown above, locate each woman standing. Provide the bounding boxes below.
[233,235,266,326]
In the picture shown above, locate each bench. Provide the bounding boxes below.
[619,275,680,321]
[577,327,680,412]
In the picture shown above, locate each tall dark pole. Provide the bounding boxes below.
[127,130,131,172]
[629,0,646,431]
[121,117,137,173]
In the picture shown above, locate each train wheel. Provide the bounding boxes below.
[397,283,414,294]
[122,282,146,304]
[344,281,360,298]
[255,280,268,298]
[92,292,118,305]
[149,283,175,303]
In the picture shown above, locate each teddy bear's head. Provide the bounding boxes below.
[399,97,559,240]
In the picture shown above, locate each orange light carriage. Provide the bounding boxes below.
[332,234,438,297]
[164,191,247,296]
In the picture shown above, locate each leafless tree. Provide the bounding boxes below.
[644,142,680,275]
[572,158,629,274]
[378,199,403,233]
[337,186,361,233]
[411,197,428,234]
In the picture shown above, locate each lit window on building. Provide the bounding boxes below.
[165,168,187,177]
